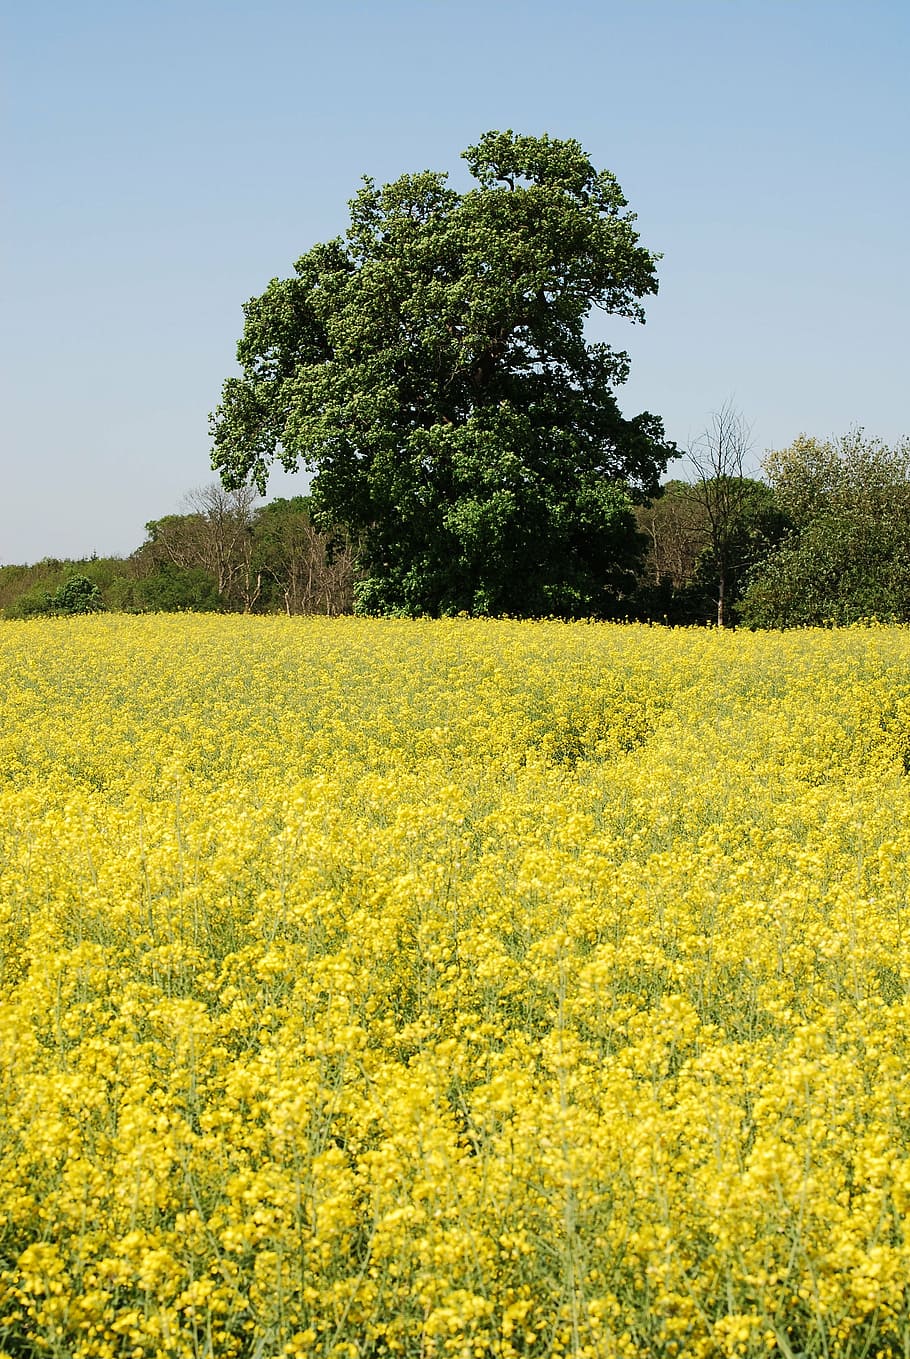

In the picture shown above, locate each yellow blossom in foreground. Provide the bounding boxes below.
[2,615,910,1356]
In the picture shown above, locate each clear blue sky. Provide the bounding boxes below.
[3,0,908,563]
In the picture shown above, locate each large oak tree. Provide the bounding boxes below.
[211,131,675,616]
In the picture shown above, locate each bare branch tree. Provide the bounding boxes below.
[686,403,753,627]
[255,500,356,615]
[143,484,261,610]
[183,483,260,606]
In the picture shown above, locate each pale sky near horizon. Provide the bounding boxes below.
[3,0,908,564]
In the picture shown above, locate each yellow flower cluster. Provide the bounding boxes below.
[3,615,910,1358]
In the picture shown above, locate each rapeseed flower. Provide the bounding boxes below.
[2,615,910,1356]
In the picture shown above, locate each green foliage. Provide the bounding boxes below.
[50,574,106,614]
[4,585,57,619]
[4,565,104,618]
[1,561,65,618]
[0,551,220,619]
[634,478,789,624]
[211,130,675,617]
[129,562,223,613]
[740,432,910,627]
[0,493,354,621]
[12,572,107,618]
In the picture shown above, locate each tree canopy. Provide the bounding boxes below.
[740,432,910,627]
[211,130,675,616]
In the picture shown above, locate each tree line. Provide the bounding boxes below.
[0,492,355,619]
[205,128,907,629]
[4,424,909,627]
[638,423,910,628]
[6,130,905,626]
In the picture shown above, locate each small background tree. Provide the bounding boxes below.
[140,484,260,611]
[685,403,755,627]
[632,404,788,625]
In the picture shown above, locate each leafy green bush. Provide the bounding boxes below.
[740,433,910,627]
[47,574,106,615]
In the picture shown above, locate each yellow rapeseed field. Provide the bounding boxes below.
[2,615,910,1359]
